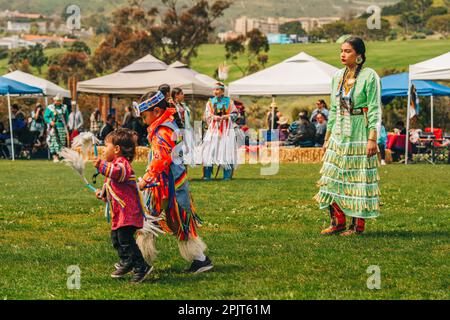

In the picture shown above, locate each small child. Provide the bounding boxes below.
[134,91,213,273]
[93,128,152,283]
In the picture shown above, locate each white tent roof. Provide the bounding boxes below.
[3,70,70,98]
[78,55,216,97]
[410,51,450,81]
[169,61,219,89]
[228,52,339,96]
[119,54,168,72]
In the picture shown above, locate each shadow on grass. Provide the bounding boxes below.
[364,230,449,239]
[147,264,244,284]
[189,178,267,183]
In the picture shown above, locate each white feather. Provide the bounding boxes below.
[72,132,100,157]
[60,148,90,185]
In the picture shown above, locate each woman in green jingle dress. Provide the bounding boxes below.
[314,37,382,236]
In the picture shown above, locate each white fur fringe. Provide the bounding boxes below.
[177,237,207,262]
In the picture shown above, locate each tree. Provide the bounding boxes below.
[27,44,48,74]
[279,21,306,36]
[225,29,269,77]
[427,14,450,37]
[92,0,232,73]
[47,51,95,85]
[8,44,48,74]
[69,41,91,55]
[322,21,350,41]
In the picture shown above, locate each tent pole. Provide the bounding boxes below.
[7,93,15,161]
[271,96,276,130]
[405,80,412,165]
[431,95,434,131]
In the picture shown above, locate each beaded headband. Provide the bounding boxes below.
[133,91,165,116]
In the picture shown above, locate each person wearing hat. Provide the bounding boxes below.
[68,101,84,141]
[201,82,241,181]
[44,95,69,162]
[277,116,290,142]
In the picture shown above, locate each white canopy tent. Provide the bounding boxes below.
[228,52,339,129]
[78,55,217,97]
[3,70,70,106]
[228,52,339,96]
[169,61,218,89]
[405,51,450,164]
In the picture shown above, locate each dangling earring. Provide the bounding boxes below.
[356,56,363,65]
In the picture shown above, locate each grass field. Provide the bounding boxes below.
[191,39,450,82]
[0,161,449,300]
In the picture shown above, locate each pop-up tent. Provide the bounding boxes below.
[381,72,450,129]
[405,51,450,163]
[228,52,339,96]
[169,61,218,90]
[3,70,70,99]
[228,52,339,129]
[410,52,450,81]
[0,76,43,160]
[78,55,217,97]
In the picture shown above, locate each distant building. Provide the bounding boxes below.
[0,10,45,20]
[21,35,77,47]
[235,16,341,35]
[0,35,35,49]
[267,34,292,44]
[218,31,240,42]
[7,21,48,34]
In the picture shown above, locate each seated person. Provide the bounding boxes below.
[277,116,290,142]
[285,110,316,147]
[314,112,327,147]
[393,121,407,135]
[99,115,115,143]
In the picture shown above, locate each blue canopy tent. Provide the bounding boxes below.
[0,77,43,160]
[381,72,450,130]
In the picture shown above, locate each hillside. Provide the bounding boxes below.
[0,0,400,30]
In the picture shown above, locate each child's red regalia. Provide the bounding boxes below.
[98,156,145,230]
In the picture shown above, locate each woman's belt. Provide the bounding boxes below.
[340,107,368,116]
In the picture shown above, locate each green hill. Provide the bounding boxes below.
[0,0,400,30]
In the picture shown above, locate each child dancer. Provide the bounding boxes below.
[134,91,213,273]
[94,128,153,283]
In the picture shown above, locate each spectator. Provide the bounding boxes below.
[266,105,279,130]
[68,101,84,140]
[277,116,290,142]
[378,122,387,165]
[0,122,11,158]
[122,106,134,128]
[99,114,115,142]
[310,99,329,123]
[394,121,407,135]
[11,104,27,137]
[29,103,46,138]
[90,109,102,137]
[286,110,316,147]
[314,112,328,147]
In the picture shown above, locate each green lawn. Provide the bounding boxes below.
[191,39,450,82]
[0,161,448,299]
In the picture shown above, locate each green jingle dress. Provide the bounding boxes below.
[314,67,382,219]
